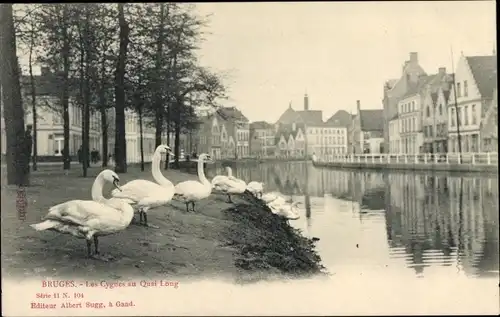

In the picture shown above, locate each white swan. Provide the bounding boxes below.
[211,166,247,203]
[173,153,212,212]
[211,166,233,186]
[268,200,301,220]
[246,181,264,198]
[261,191,291,205]
[110,144,175,229]
[30,169,134,261]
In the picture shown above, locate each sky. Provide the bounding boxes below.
[17,2,496,123]
[194,1,496,122]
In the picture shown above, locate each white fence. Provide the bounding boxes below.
[317,152,499,166]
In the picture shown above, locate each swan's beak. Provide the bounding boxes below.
[113,180,122,192]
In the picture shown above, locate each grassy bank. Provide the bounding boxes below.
[223,193,325,282]
[1,165,324,282]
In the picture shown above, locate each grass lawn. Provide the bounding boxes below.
[1,164,324,282]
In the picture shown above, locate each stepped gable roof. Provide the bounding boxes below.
[466,55,497,99]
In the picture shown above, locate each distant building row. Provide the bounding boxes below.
[383,52,497,154]
[0,67,167,162]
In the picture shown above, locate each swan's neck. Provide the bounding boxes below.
[152,150,174,188]
[91,176,108,203]
[198,158,210,185]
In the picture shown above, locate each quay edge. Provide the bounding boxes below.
[312,160,498,175]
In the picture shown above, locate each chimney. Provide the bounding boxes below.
[402,60,410,74]
[438,67,446,75]
[409,52,418,63]
[356,100,361,113]
[304,93,309,111]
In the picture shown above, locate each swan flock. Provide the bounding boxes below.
[30,145,302,260]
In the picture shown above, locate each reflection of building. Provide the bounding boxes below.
[384,172,498,277]
[349,100,384,154]
[447,54,497,153]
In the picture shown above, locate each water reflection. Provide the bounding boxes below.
[206,162,499,279]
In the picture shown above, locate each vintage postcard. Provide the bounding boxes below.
[1,1,498,316]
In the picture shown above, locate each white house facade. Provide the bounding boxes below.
[447,55,497,153]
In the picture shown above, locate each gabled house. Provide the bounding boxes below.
[275,94,329,157]
[218,106,250,158]
[446,54,497,153]
[349,100,384,154]
[419,68,454,154]
[481,87,498,152]
[433,83,453,153]
[195,112,225,159]
[250,121,275,157]
[382,52,428,152]
[274,122,305,158]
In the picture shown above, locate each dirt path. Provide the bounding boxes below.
[1,166,324,282]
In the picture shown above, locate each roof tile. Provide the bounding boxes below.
[466,56,497,99]
[359,109,384,131]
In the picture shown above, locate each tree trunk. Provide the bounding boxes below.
[164,118,170,170]
[154,3,165,149]
[138,105,144,172]
[100,107,108,167]
[99,49,108,168]
[0,4,29,186]
[28,28,37,171]
[78,19,88,177]
[155,111,163,148]
[0,76,2,161]
[82,12,91,177]
[114,3,129,174]
[61,6,71,170]
[174,99,181,169]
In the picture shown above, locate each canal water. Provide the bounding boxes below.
[206,161,499,280]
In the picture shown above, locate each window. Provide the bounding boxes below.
[460,107,464,126]
[464,80,468,97]
[412,118,416,131]
[426,106,430,117]
[412,101,415,112]
[464,105,469,125]
[451,108,456,126]
[457,82,461,97]
[439,104,443,116]
[471,104,477,124]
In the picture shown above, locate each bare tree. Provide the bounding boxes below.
[15,5,42,171]
[35,4,77,170]
[0,4,29,185]
[114,3,130,173]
